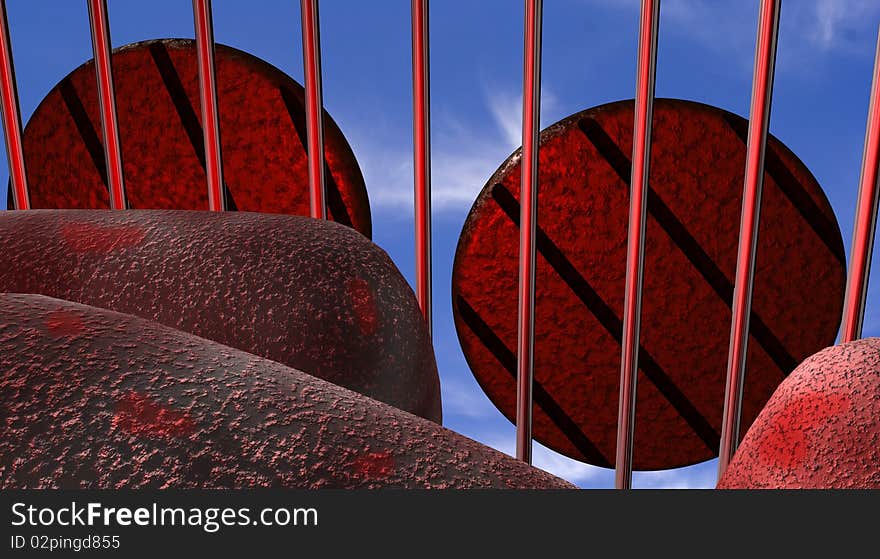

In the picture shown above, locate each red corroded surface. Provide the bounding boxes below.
[717,338,880,489]
[0,294,573,489]
[10,38,370,238]
[452,99,846,470]
[0,209,439,422]
[113,391,198,440]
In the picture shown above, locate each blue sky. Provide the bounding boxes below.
[2,0,880,488]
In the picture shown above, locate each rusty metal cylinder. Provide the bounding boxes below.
[0,294,573,489]
[718,338,880,489]
[0,209,440,422]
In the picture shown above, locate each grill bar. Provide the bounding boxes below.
[0,0,28,210]
[615,0,660,490]
[192,0,226,211]
[300,0,326,219]
[515,0,543,464]
[718,0,781,477]
[87,0,127,209]
[412,0,432,335]
[840,26,880,344]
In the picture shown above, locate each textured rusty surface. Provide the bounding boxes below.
[452,99,846,470]
[9,38,371,237]
[0,294,573,489]
[0,209,439,422]
[717,338,880,489]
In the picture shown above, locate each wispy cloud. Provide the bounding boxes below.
[810,0,880,51]
[352,85,558,213]
[356,139,507,213]
[585,0,880,61]
[815,0,850,48]
[632,460,718,489]
[441,377,499,420]
[483,429,717,488]
[486,86,560,151]
[485,437,604,486]
[486,89,523,149]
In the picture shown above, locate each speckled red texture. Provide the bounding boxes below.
[452,99,845,470]
[12,39,370,237]
[717,338,880,489]
[0,209,439,422]
[0,294,573,489]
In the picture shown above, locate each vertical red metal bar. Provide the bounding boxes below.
[412,0,432,335]
[840,27,880,344]
[718,0,781,478]
[411,0,432,334]
[193,0,226,211]
[300,0,326,219]
[0,0,28,210]
[515,0,542,464]
[614,0,660,490]
[87,0,127,210]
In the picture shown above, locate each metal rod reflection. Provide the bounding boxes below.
[87,0,127,209]
[840,26,880,344]
[615,0,660,490]
[515,0,543,464]
[718,0,781,478]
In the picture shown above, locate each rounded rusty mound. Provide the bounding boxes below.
[10,38,371,238]
[452,98,846,470]
[0,294,573,489]
[0,209,439,422]
[718,338,880,489]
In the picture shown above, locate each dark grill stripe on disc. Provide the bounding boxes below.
[722,113,845,267]
[491,183,720,453]
[59,77,109,191]
[577,117,798,375]
[452,99,845,469]
[18,39,369,232]
[280,86,353,228]
[456,295,613,467]
[148,43,238,211]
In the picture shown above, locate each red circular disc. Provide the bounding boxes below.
[452,98,846,470]
[11,38,371,237]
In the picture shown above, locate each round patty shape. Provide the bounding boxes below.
[717,338,880,489]
[10,38,371,238]
[452,98,846,470]
[0,294,572,489]
[0,209,439,422]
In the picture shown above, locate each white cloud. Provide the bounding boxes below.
[486,86,560,151]
[356,140,506,213]
[487,89,524,149]
[810,0,880,50]
[485,437,604,486]
[353,85,559,213]
[663,0,755,56]
[632,460,718,489]
[482,431,718,488]
[585,0,880,58]
[441,377,499,419]
[815,0,849,48]
[354,2,880,214]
